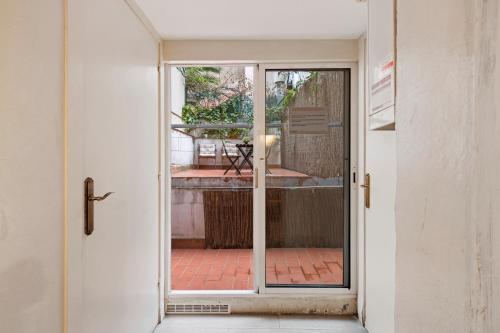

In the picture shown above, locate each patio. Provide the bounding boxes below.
[171,248,343,290]
[171,167,309,179]
[170,167,339,190]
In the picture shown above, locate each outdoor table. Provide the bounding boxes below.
[236,143,253,171]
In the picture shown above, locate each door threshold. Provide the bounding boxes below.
[169,290,257,296]
[166,293,357,315]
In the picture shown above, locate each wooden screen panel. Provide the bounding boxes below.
[203,190,253,249]
[203,188,343,249]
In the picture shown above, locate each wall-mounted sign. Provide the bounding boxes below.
[289,107,328,134]
[370,55,395,116]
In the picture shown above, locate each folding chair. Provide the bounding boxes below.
[222,141,241,175]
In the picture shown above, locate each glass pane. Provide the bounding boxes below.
[265,69,349,287]
[170,66,254,291]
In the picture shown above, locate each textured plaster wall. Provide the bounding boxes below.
[396,1,500,332]
[0,1,64,332]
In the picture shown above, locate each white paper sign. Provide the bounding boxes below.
[370,55,395,115]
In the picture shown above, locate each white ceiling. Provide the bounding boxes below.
[134,0,367,40]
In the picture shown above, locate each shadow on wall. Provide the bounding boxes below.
[0,258,45,331]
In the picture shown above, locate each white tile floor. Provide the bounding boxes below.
[154,315,368,333]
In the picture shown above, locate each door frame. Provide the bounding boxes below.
[163,61,358,301]
[256,62,358,295]
[356,36,368,324]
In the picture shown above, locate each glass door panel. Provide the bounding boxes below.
[264,69,350,288]
[169,66,255,291]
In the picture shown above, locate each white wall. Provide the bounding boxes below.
[163,39,358,62]
[169,68,194,166]
[0,1,64,332]
[396,1,500,332]
[171,130,194,166]
[170,67,185,119]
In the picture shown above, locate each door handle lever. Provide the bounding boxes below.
[89,192,114,201]
[84,177,113,235]
[361,173,370,209]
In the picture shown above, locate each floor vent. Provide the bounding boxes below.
[166,304,231,314]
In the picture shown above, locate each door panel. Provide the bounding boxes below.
[261,67,352,289]
[67,0,159,332]
[167,65,256,292]
[364,128,396,332]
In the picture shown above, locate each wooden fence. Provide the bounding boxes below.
[203,188,344,249]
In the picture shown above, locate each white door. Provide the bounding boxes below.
[363,0,396,331]
[363,129,396,333]
[67,0,160,332]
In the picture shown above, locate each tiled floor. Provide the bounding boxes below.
[154,315,367,333]
[171,167,309,178]
[172,248,343,290]
[172,249,253,290]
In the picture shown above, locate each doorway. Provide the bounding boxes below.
[165,62,357,301]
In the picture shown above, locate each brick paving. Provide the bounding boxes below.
[171,248,343,290]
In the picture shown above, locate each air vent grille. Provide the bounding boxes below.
[166,304,230,314]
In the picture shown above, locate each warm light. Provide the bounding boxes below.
[265,134,277,147]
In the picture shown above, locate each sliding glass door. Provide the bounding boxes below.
[166,63,353,295]
[258,66,351,289]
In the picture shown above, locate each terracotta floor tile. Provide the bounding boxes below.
[300,262,319,276]
[171,248,343,290]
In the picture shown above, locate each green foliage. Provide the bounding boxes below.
[178,67,221,101]
[265,88,298,123]
[178,66,254,139]
[181,94,253,139]
[265,71,318,123]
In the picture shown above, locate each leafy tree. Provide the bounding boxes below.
[178,67,254,139]
[177,67,221,102]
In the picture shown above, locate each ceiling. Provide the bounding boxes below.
[134,0,368,40]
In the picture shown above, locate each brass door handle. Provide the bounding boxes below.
[361,173,370,209]
[84,177,113,235]
[89,192,114,201]
[254,167,258,189]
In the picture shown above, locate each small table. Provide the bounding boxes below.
[236,143,253,171]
